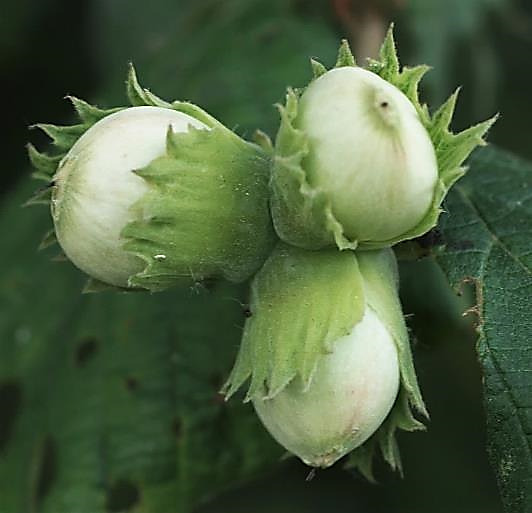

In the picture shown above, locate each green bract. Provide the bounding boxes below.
[28,66,276,291]
[223,244,427,477]
[270,26,497,251]
[254,306,400,468]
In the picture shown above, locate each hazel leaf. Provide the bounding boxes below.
[436,146,532,513]
[0,180,281,513]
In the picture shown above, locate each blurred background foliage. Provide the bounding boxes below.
[1,0,531,511]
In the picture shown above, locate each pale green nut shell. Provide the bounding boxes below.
[223,244,426,474]
[253,307,400,468]
[51,106,206,288]
[297,66,438,242]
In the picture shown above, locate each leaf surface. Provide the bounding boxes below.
[0,183,280,513]
[436,146,532,513]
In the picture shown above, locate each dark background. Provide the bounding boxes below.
[1,1,531,511]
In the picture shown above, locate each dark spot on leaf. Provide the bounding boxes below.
[416,228,445,249]
[171,418,182,438]
[188,275,218,295]
[125,377,138,392]
[0,381,22,453]
[106,480,140,512]
[208,276,220,289]
[243,306,252,318]
[75,337,98,367]
[380,101,389,108]
[34,436,57,507]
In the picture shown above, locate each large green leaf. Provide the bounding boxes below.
[435,146,532,513]
[0,182,281,513]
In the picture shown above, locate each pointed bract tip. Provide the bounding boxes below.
[127,63,139,86]
[252,129,273,152]
[38,229,57,251]
[127,62,137,80]
[384,22,396,45]
[50,251,68,262]
[432,87,462,133]
[65,94,85,109]
[335,39,356,68]
[487,112,500,128]
[310,58,327,79]
[378,23,399,76]
[126,62,147,107]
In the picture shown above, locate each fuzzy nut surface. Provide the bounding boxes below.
[51,106,207,287]
[253,307,400,468]
[296,67,439,242]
